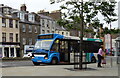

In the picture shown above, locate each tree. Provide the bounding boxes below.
[102,27,120,35]
[50,0,117,69]
[50,0,117,38]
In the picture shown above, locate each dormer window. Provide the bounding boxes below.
[29,14,35,22]
[20,13,25,21]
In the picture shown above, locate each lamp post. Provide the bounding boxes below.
[79,0,84,69]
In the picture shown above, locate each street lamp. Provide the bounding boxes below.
[79,0,84,70]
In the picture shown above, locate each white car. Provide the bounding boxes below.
[23,53,32,57]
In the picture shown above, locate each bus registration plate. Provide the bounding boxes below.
[37,60,41,62]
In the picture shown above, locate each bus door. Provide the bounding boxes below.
[59,40,69,62]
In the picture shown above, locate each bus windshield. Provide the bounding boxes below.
[34,40,53,50]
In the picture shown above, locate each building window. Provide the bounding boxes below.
[16,34,18,42]
[53,27,55,29]
[23,38,26,45]
[66,32,68,36]
[62,32,64,35]
[29,38,32,45]
[22,24,26,32]
[9,19,13,28]
[47,30,50,33]
[42,19,44,26]
[29,25,32,32]
[42,30,45,34]
[2,18,6,27]
[9,33,13,42]
[20,13,24,21]
[2,32,6,42]
[47,20,49,28]
[2,18,6,23]
[52,31,54,33]
[35,26,37,33]
[29,14,32,21]
[16,20,18,28]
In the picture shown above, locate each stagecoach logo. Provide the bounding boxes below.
[95,40,100,42]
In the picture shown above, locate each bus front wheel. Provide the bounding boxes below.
[33,62,40,65]
[51,58,58,65]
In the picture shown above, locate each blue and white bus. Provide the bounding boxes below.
[31,33,103,65]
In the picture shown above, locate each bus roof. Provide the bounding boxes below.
[64,36,102,42]
[37,33,102,42]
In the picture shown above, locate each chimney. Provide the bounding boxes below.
[20,4,27,11]
[0,4,4,6]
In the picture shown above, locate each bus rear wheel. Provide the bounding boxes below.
[33,62,40,65]
[51,58,58,65]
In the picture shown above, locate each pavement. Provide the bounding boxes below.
[1,56,120,76]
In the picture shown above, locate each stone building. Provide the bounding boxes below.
[0,4,20,57]
[12,4,40,56]
[38,14,56,34]
[55,26,70,36]
[37,10,61,21]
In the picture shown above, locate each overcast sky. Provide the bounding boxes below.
[0,0,119,28]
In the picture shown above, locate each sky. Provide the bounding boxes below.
[0,0,119,28]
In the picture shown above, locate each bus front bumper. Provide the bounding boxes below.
[31,57,51,63]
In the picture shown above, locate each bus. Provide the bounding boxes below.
[31,33,103,65]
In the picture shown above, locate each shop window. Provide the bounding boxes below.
[10,48,14,57]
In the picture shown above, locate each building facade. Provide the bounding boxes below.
[0,4,20,57]
[38,14,56,34]
[38,10,71,36]
[55,26,70,36]
[12,4,40,56]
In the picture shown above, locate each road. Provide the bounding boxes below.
[2,60,34,68]
[1,56,119,76]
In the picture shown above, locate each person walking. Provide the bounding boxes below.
[97,46,104,67]
[102,51,106,65]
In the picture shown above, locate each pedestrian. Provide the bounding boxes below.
[102,51,106,65]
[97,46,104,67]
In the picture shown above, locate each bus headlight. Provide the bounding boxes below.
[44,57,48,59]
[32,57,34,59]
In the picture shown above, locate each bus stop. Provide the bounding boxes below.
[115,37,120,64]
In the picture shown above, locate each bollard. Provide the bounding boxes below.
[110,57,112,67]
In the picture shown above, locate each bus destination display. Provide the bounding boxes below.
[38,35,53,39]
